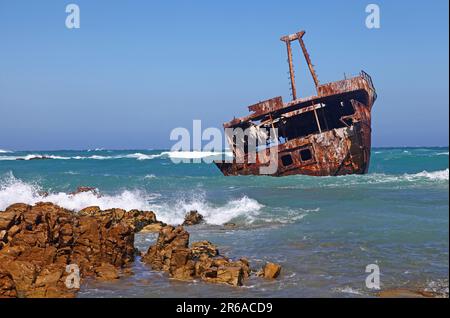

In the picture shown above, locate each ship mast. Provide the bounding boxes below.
[280,30,320,99]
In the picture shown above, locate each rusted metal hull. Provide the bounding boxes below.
[215,103,372,177]
[215,30,376,177]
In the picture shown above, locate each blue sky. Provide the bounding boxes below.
[0,0,448,150]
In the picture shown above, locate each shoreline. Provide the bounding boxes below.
[1,196,447,298]
[0,200,282,298]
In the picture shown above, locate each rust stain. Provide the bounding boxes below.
[215,30,377,177]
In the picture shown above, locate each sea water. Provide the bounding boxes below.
[0,147,448,297]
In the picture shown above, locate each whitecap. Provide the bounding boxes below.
[153,195,264,225]
[403,169,449,181]
[161,151,232,159]
[0,154,71,161]
[334,287,364,296]
[0,173,263,226]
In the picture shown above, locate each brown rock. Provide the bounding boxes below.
[140,222,163,233]
[141,225,250,287]
[0,211,18,231]
[216,266,244,286]
[34,264,65,287]
[258,262,281,279]
[78,206,101,215]
[0,202,136,298]
[0,268,18,298]
[182,210,204,226]
[377,289,436,298]
[191,241,218,258]
[79,207,158,233]
[223,222,237,228]
[141,225,189,271]
[70,186,99,196]
[233,258,251,279]
[95,263,120,281]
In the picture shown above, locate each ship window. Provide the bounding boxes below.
[281,154,293,166]
[299,148,313,161]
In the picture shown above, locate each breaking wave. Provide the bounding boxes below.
[0,172,262,225]
[0,154,71,161]
[0,149,12,153]
[0,151,231,161]
[327,169,449,186]
[405,169,449,181]
[152,195,264,225]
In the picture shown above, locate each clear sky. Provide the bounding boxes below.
[0,0,448,150]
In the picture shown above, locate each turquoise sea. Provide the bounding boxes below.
[0,147,448,297]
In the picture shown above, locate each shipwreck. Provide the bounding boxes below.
[214,30,377,177]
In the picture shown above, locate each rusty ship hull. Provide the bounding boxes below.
[214,31,377,177]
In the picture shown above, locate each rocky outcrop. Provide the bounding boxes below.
[0,202,136,298]
[78,206,159,233]
[377,289,438,298]
[190,240,218,258]
[141,225,251,286]
[257,262,281,279]
[182,210,204,226]
[0,201,280,297]
[16,156,51,161]
[70,186,99,196]
[140,223,164,233]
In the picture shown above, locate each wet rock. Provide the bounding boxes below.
[0,268,18,298]
[141,225,189,271]
[28,156,51,161]
[140,222,164,233]
[79,207,158,233]
[191,241,218,258]
[377,289,436,298]
[141,225,250,286]
[214,267,243,286]
[70,186,99,196]
[95,263,120,281]
[16,156,51,161]
[223,222,237,228]
[182,210,204,226]
[0,202,135,298]
[257,262,281,279]
[78,206,102,215]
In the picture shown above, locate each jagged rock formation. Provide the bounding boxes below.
[182,210,204,226]
[0,201,281,298]
[0,202,157,297]
[141,225,251,286]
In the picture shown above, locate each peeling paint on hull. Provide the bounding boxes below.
[214,30,376,177]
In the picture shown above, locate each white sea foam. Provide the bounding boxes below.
[0,151,231,161]
[0,172,262,225]
[366,169,449,183]
[402,169,449,181]
[63,171,80,175]
[257,207,320,224]
[153,195,264,225]
[161,151,232,159]
[0,149,12,153]
[323,169,450,187]
[124,153,163,160]
[334,287,364,296]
